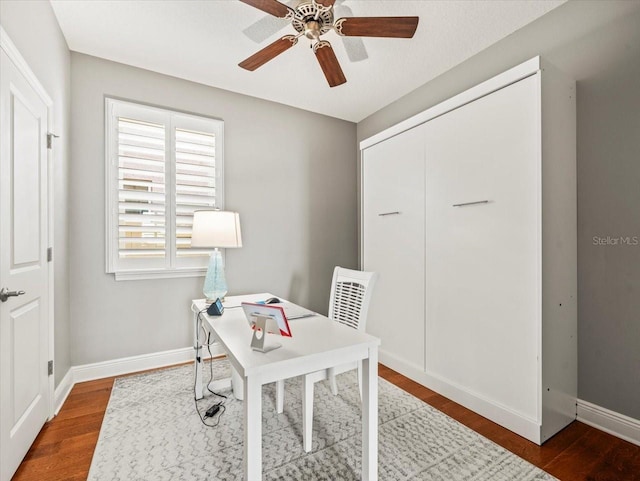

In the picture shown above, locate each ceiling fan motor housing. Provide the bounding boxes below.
[292,2,334,39]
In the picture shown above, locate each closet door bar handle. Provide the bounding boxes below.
[378,211,400,216]
[452,200,489,207]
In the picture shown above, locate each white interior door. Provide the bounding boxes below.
[0,49,51,481]
[362,125,425,371]
[424,75,540,421]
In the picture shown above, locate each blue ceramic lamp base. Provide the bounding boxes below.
[203,248,228,303]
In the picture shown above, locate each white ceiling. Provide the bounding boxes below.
[50,0,566,122]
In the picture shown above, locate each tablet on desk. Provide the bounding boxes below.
[241,302,292,337]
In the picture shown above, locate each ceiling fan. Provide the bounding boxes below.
[238,0,419,87]
[242,0,369,63]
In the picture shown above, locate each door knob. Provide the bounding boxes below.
[0,288,26,302]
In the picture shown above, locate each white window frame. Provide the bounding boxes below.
[105,98,224,280]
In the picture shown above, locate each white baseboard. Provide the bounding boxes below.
[378,349,546,444]
[53,344,225,414]
[73,346,211,384]
[53,368,74,415]
[380,350,638,447]
[577,399,640,447]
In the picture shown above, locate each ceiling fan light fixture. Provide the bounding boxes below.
[304,20,321,40]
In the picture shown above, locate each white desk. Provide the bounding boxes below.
[192,294,381,481]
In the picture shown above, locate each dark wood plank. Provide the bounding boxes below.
[14,424,102,480]
[543,428,640,481]
[14,436,98,481]
[70,377,115,395]
[12,362,640,481]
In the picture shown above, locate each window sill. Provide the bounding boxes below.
[112,268,207,281]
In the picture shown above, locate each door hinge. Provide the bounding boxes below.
[48,360,53,376]
[47,247,53,262]
[47,132,59,149]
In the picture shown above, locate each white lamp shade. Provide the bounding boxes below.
[191,210,242,248]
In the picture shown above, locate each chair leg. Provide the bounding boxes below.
[328,367,338,396]
[302,374,314,453]
[276,379,284,414]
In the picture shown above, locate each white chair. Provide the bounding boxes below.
[275,266,378,452]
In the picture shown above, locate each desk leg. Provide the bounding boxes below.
[244,376,262,481]
[276,379,284,414]
[362,347,378,481]
[302,375,314,452]
[194,309,204,400]
[231,364,245,401]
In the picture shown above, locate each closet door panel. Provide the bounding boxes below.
[425,76,540,420]
[363,126,425,371]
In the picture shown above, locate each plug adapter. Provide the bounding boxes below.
[205,403,220,418]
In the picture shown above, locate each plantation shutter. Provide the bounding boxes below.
[175,126,218,258]
[118,117,167,260]
[106,99,224,279]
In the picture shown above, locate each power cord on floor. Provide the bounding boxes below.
[193,308,227,427]
[193,393,226,428]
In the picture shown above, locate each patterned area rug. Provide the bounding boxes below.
[88,360,556,481]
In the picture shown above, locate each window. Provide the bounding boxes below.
[105,98,223,280]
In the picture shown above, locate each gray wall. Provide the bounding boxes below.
[70,53,357,365]
[357,1,640,419]
[0,0,71,387]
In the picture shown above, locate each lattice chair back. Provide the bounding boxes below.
[274,266,379,453]
[328,266,378,332]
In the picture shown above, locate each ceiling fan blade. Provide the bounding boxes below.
[342,36,368,62]
[334,16,419,38]
[313,41,346,87]
[242,0,297,43]
[335,2,368,62]
[316,0,337,7]
[239,35,298,71]
[242,15,289,43]
[239,0,293,19]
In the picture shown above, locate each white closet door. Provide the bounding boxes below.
[363,126,425,371]
[425,75,540,421]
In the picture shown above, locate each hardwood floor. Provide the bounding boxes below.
[13,363,640,481]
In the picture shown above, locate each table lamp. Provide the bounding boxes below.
[191,210,242,302]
